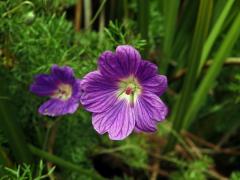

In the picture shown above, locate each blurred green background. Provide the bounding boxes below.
[0,0,240,179]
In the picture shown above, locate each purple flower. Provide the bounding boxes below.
[30,65,81,116]
[81,45,168,140]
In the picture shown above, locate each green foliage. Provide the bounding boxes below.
[55,110,99,179]
[114,136,148,169]
[230,171,240,180]
[104,21,147,51]
[0,160,55,180]
[170,156,213,180]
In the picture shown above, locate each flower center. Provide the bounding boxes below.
[125,86,133,95]
[118,76,141,104]
[52,83,72,101]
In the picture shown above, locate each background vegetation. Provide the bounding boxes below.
[0,0,240,179]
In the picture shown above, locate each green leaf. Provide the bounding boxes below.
[0,79,32,163]
[198,0,235,74]
[165,0,213,152]
[183,11,240,128]
[161,0,180,73]
[28,145,104,180]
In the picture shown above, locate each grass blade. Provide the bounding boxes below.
[184,11,240,129]
[28,144,104,180]
[160,0,180,73]
[198,0,235,74]
[137,0,149,57]
[84,0,92,29]
[164,0,213,152]
[0,80,32,163]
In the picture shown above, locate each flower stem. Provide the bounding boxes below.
[0,79,32,163]
[28,144,104,180]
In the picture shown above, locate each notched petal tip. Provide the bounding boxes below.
[92,100,136,140]
[116,45,140,56]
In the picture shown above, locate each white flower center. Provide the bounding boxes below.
[117,76,142,104]
[52,83,72,101]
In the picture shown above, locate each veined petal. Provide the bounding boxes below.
[93,100,135,140]
[98,45,141,79]
[72,79,82,98]
[30,74,57,96]
[38,98,79,116]
[98,51,125,79]
[115,45,141,75]
[134,92,168,132]
[51,64,75,84]
[141,75,167,96]
[80,71,118,113]
[136,60,158,82]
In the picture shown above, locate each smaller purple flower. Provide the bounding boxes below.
[30,65,81,116]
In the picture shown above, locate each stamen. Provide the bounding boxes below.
[118,76,142,103]
[52,84,72,100]
[125,87,133,95]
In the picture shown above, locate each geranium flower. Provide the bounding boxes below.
[30,65,81,116]
[81,45,168,140]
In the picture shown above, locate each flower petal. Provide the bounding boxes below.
[98,45,141,79]
[98,51,125,79]
[72,79,82,98]
[80,71,118,113]
[136,60,158,82]
[134,92,168,132]
[51,64,75,84]
[38,98,79,116]
[30,74,57,96]
[115,45,141,75]
[142,75,167,96]
[93,100,135,140]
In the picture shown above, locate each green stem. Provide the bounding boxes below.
[0,145,11,166]
[161,0,180,73]
[28,144,104,180]
[0,80,32,163]
[87,0,107,29]
[137,0,149,58]
[83,0,92,30]
[2,1,34,17]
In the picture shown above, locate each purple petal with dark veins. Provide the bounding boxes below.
[134,91,168,132]
[80,71,118,113]
[72,79,82,99]
[141,75,167,96]
[30,74,57,96]
[38,98,79,116]
[51,64,75,84]
[98,45,141,79]
[115,45,141,75]
[136,60,158,82]
[92,100,135,140]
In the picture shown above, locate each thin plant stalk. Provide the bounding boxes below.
[75,0,83,31]
[84,0,92,30]
[28,144,104,180]
[0,145,11,166]
[0,80,32,163]
[137,0,149,57]
[87,0,107,29]
[161,0,180,73]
